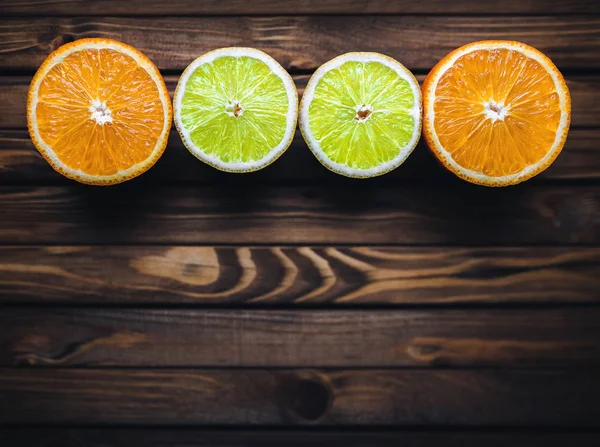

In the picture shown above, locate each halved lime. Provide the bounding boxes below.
[300,52,422,178]
[174,47,297,172]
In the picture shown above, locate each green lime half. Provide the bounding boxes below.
[174,47,297,172]
[300,52,421,178]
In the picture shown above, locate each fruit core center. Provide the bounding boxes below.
[89,99,113,125]
[355,104,373,122]
[484,100,508,123]
[225,100,244,118]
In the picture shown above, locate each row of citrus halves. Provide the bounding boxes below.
[28,39,570,187]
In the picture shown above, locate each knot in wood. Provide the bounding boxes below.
[287,375,332,422]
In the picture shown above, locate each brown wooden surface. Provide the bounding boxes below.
[3,0,599,15]
[2,428,600,447]
[2,0,600,441]
[0,186,598,245]
[0,246,599,305]
[2,16,599,71]
[1,368,599,425]
[2,307,599,367]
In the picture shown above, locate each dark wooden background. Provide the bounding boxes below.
[1,0,600,445]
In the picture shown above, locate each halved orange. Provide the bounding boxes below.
[422,41,571,186]
[27,38,172,185]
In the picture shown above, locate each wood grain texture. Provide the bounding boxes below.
[1,368,599,425]
[2,307,600,367]
[2,128,600,185]
[1,16,599,71]
[1,246,599,305]
[0,186,599,245]
[3,0,599,15]
[3,74,598,129]
[2,428,600,447]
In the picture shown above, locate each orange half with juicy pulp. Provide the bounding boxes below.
[27,38,172,185]
[422,41,571,186]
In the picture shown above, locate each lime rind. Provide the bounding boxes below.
[300,52,422,178]
[174,47,297,172]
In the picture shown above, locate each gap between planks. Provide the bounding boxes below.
[2,0,600,16]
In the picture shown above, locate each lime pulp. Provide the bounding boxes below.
[307,60,416,170]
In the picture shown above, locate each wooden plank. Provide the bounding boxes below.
[3,74,598,129]
[1,368,599,425]
[2,428,600,447]
[2,128,600,185]
[1,246,599,305]
[2,308,600,367]
[3,75,597,185]
[3,0,599,15]
[0,75,307,130]
[0,186,599,245]
[1,16,599,71]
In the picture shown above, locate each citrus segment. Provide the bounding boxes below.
[423,41,570,186]
[173,48,297,172]
[28,38,172,185]
[300,53,421,178]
